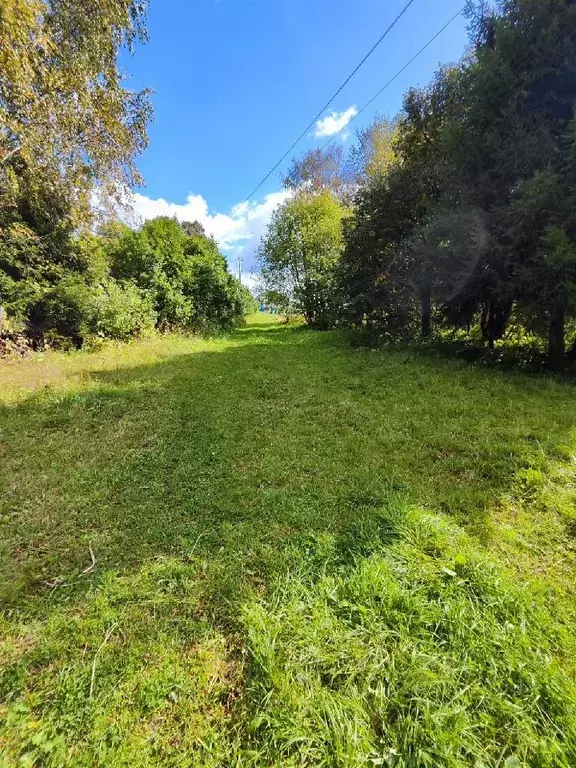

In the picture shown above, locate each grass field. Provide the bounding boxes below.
[1,314,575,767]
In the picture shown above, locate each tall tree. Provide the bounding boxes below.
[340,163,424,334]
[507,171,576,366]
[340,0,576,363]
[454,0,576,359]
[347,118,397,183]
[259,191,349,328]
[282,146,345,195]
[341,67,463,338]
[0,0,152,230]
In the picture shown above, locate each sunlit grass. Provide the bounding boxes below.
[1,315,575,765]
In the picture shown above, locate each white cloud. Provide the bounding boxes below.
[129,189,290,272]
[314,106,358,138]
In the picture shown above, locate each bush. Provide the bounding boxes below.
[235,282,259,317]
[32,276,156,347]
[0,272,42,331]
[90,280,156,340]
[1,215,255,348]
[31,277,94,346]
[0,221,49,327]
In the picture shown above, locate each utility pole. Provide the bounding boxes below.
[237,256,242,284]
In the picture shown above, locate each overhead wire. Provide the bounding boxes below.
[242,0,417,204]
[320,7,466,151]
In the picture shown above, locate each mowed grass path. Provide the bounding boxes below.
[1,315,575,766]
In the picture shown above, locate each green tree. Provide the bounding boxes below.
[340,68,461,338]
[107,217,248,333]
[258,191,349,329]
[0,0,152,343]
[404,210,489,339]
[507,172,576,366]
[0,0,151,228]
[182,233,247,331]
[340,0,576,363]
[340,164,422,335]
[453,0,576,359]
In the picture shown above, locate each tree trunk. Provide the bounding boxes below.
[548,306,566,369]
[480,304,489,344]
[481,299,512,350]
[482,306,495,349]
[420,291,432,339]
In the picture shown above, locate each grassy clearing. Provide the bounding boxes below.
[0,315,575,766]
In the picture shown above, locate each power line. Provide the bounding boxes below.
[321,7,465,150]
[242,0,417,204]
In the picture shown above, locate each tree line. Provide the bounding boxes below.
[259,0,576,367]
[0,0,253,350]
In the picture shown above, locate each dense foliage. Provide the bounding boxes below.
[260,0,576,367]
[0,1,253,348]
[0,215,253,347]
[106,217,255,334]
[0,0,151,228]
[258,191,349,329]
[348,0,576,367]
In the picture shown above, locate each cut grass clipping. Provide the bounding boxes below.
[1,315,575,766]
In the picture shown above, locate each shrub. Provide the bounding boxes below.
[90,279,156,340]
[0,272,42,331]
[0,221,49,327]
[2,215,254,348]
[32,276,156,347]
[31,277,94,346]
[235,282,259,317]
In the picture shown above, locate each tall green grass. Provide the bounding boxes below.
[241,506,576,767]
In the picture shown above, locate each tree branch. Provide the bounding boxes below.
[0,145,21,165]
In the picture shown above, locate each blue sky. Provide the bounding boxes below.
[125,0,470,279]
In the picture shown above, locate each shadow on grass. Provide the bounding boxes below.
[352,331,576,377]
[1,323,575,619]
